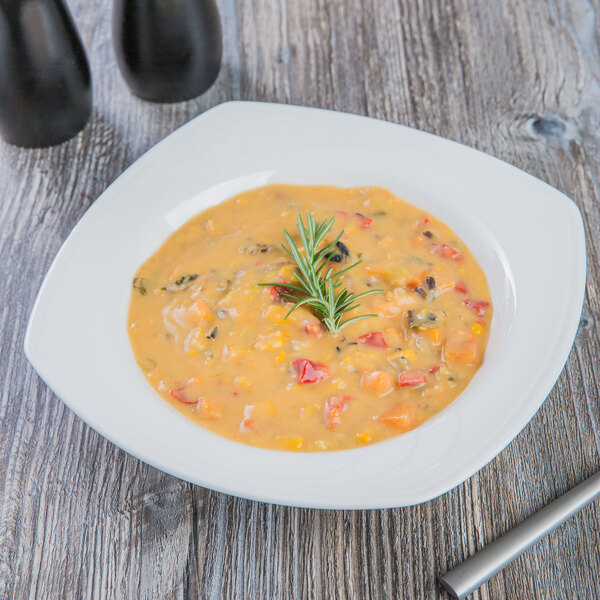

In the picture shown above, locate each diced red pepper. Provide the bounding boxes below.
[292,359,330,384]
[416,216,431,227]
[454,281,468,294]
[429,364,441,374]
[398,371,427,388]
[270,284,288,302]
[463,299,490,317]
[431,243,462,261]
[323,395,353,429]
[356,213,372,228]
[304,321,324,339]
[169,386,197,404]
[357,332,388,348]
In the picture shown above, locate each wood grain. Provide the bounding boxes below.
[1,0,599,598]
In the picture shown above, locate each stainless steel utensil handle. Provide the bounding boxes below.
[438,470,600,599]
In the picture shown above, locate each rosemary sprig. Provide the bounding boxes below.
[259,212,382,333]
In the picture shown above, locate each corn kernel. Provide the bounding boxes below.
[234,376,252,393]
[229,345,247,358]
[472,323,484,336]
[184,328,206,355]
[255,331,286,350]
[274,352,286,362]
[276,435,304,450]
[299,405,315,421]
[278,265,295,279]
[262,304,286,322]
[439,366,452,378]
[356,431,373,444]
[254,400,276,418]
[334,378,346,390]
[204,218,218,232]
[397,349,416,361]
[378,235,395,248]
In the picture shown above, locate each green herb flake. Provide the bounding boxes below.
[133,277,148,295]
[161,273,198,292]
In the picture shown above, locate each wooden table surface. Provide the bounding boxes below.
[1,0,599,598]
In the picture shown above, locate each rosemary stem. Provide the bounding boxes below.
[259,212,382,333]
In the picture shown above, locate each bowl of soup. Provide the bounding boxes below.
[25,102,585,508]
[128,184,492,452]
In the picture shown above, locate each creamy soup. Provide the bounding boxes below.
[128,185,492,451]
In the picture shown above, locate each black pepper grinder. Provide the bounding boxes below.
[0,0,92,147]
[112,0,222,103]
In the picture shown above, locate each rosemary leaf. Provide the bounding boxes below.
[259,212,382,333]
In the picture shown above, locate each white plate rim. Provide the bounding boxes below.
[24,101,586,509]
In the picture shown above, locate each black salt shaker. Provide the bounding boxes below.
[0,0,92,147]
[113,0,222,103]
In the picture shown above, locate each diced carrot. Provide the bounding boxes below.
[463,299,490,317]
[323,395,352,429]
[198,396,224,420]
[431,243,461,261]
[361,370,395,396]
[188,298,213,323]
[357,332,388,348]
[377,301,402,318]
[443,330,478,366]
[397,371,427,388]
[425,328,442,346]
[292,359,330,384]
[405,270,427,287]
[365,261,390,277]
[455,281,468,294]
[379,403,417,430]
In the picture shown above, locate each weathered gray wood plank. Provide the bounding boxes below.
[1,0,599,598]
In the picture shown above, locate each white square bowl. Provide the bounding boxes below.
[25,102,586,509]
